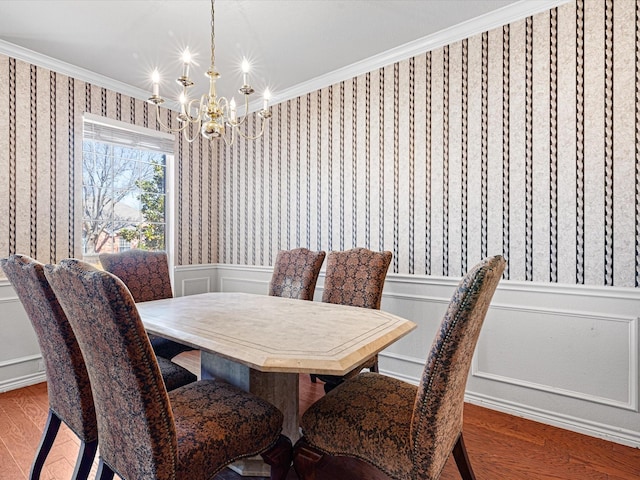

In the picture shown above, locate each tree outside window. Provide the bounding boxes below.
[82,139,167,264]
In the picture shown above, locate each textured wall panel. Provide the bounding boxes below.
[216,0,639,287]
[0,55,213,267]
[1,0,639,287]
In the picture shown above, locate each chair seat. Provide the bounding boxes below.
[156,357,197,391]
[170,380,284,479]
[301,373,417,479]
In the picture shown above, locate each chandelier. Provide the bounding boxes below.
[147,0,271,144]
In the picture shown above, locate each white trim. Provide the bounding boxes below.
[379,351,424,370]
[208,264,273,274]
[382,291,453,305]
[0,354,42,369]
[1,1,569,113]
[0,295,19,304]
[219,276,269,291]
[269,0,570,106]
[175,263,219,272]
[385,273,640,300]
[83,112,175,142]
[0,39,151,102]
[471,308,638,411]
[181,277,211,293]
[0,372,46,393]
[465,391,640,448]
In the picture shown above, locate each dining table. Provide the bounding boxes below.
[136,291,416,475]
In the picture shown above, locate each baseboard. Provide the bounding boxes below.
[0,371,46,393]
[465,391,640,449]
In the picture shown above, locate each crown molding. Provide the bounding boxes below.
[0,39,153,103]
[271,0,570,105]
[0,0,569,111]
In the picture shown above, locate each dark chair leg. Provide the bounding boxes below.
[370,359,379,373]
[261,434,293,480]
[293,437,325,480]
[323,378,343,394]
[452,433,476,480]
[96,459,115,480]
[29,410,61,480]
[71,439,98,480]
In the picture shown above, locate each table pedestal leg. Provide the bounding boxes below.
[201,351,299,477]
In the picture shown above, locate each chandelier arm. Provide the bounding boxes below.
[153,103,189,134]
[217,96,229,111]
[183,124,203,143]
[147,0,269,143]
[220,123,237,146]
[184,97,207,123]
[234,116,269,140]
[228,114,248,129]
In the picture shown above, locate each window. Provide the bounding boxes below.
[118,237,132,252]
[82,114,174,265]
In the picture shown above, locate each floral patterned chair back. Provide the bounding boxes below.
[99,249,173,302]
[316,248,392,391]
[1,254,98,479]
[321,247,392,310]
[99,249,194,359]
[294,255,506,480]
[1,253,198,480]
[45,259,292,480]
[410,254,505,478]
[269,248,326,301]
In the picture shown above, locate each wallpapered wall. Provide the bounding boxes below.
[1,0,639,288]
[0,56,216,270]
[217,0,639,287]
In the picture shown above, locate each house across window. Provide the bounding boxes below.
[118,237,132,252]
[82,115,173,266]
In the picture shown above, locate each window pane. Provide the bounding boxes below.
[113,189,143,222]
[139,193,166,223]
[82,120,169,260]
[83,220,114,256]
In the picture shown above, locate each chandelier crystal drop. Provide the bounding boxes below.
[147,0,271,144]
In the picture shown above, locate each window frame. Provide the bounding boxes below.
[82,113,175,277]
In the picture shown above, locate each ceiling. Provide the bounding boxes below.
[0,1,562,108]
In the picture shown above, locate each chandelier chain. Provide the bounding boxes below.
[210,0,215,70]
[147,0,271,144]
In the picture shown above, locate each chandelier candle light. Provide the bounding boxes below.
[147,0,271,144]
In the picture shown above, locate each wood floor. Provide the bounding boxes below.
[1,351,638,480]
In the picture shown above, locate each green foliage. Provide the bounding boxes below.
[82,140,167,255]
[132,161,166,250]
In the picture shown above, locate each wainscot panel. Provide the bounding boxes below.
[0,281,45,392]
[183,263,640,448]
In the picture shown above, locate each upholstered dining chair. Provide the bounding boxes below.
[0,254,196,480]
[45,258,292,480]
[269,247,326,383]
[99,249,193,360]
[293,255,506,480]
[315,247,392,392]
[269,248,326,301]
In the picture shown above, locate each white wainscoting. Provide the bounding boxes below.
[0,281,45,392]
[2,265,638,447]
[175,263,640,448]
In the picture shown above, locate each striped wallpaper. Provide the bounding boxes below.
[1,0,639,287]
[0,56,216,270]
[217,0,640,287]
